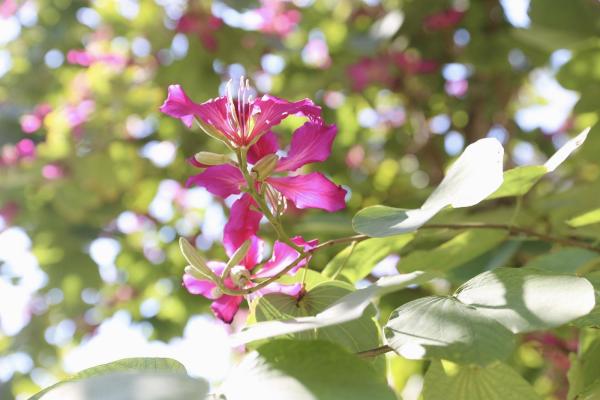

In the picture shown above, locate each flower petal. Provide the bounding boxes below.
[160,85,203,128]
[248,131,279,164]
[186,164,244,198]
[267,172,347,212]
[182,261,226,299]
[223,194,263,261]
[254,236,318,278]
[277,122,337,172]
[249,95,322,143]
[247,283,303,303]
[211,295,243,323]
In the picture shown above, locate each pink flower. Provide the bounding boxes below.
[445,79,468,97]
[20,104,52,134]
[160,80,322,147]
[0,0,17,18]
[176,11,223,52]
[392,52,438,74]
[42,163,66,180]
[188,123,347,213]
[423,8,465,31]
[0,201,19,227]
[67,50,128,69]
[302,37,332,69]
[15,139,36,160]
[183,235,316,323]
[347,57,394,92]
[256,0,300,38]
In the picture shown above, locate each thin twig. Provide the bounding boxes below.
[356,345,394,358]
[422,223,600,254]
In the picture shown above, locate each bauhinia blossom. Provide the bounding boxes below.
[183,235,316,323]
[187,122,347,214]
[160,79,321,148]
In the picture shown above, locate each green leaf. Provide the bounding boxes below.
[29,358,201,400]
[455,268,596,333]
[487,166,547,199]
[353,138,504,237]
[567,208,600,228]
[251,281,381,353]
[219,340,396,400]
[34,372,209,400]
[567,332,600,399]
[524,248,599,274]
[396,229,508,273]
[423,360,541,400]
[231,272,431,346]
[384,296,515,365]
[322,234,414,282]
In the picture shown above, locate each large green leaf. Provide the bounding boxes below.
[487,166,547,199]
[455,268,595,333]
[231,272,431,346]
[29,358,206,400]
[396,229,507,273]
[422,360,541,400]
[251,281,381,353]
[218,340,396,400]
[384,296,515,365]
[353,138,504,237]
[34,372,209,400]
[322,234,414,282]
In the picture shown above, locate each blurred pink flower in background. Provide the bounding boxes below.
[42,163,66,180]
[256,0,301,37]
[0,0,17,18]
[20,104,52,133]
[0,201,19,228]
[445,79,469,97]
[423,8,466,31]
[301,37,331,69]
[176,11,223,52]
[347,57,394,91]
[15,138,36,160]
[67,50,128,69]
[392,52,438,74]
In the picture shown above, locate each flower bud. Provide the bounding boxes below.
[230,265,251,287]
[226,240,251,270]
[251,153,278,180]
[194,151,231,166]
[179,237,219,282]
[184,265,212,281]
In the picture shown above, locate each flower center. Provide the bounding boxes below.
[225,77,255,144]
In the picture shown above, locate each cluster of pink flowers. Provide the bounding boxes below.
[176,10,223,52]
[1,139,36,166]
[160,79,347,322]
[347,52,438,91]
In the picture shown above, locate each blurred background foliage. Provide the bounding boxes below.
[1,0,600,398]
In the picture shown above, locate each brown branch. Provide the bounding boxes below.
[422,223,600,254]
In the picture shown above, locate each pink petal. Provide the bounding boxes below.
[267,172,347,212]
[186,164,244,198]
[248,131,279,164]
[247,282,303,302]
[182,261,226,299]
[223,194,263,261]
[183,274,219,299]
[160,85,202,128]
[277,122,337,172]
[254,236,318,278]
[193,96,239,143]
[211,295,243,323]
[248,95,322,144]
